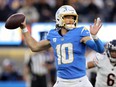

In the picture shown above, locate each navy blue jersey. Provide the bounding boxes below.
[47,27,90,79]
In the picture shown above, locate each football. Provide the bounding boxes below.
[5,13,25,29]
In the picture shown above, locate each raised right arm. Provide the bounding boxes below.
[20,20,51,52]
[23,31,51,52]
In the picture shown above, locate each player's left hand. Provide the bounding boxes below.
[90,18,102,35]
[93,53,105,65]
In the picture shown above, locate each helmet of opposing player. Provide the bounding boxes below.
[55,5,78,30]
[106,40,116,62]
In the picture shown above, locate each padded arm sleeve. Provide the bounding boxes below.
[85,39,104,53]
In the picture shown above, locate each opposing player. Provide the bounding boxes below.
[20,5,104,87]
[87,40,116,87]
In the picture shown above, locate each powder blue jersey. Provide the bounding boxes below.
[47,27,90,79]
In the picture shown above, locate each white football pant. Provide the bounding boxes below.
[53,75,93,87]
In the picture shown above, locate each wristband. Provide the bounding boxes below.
[22,28,28,33]
[86,62,88,69]
[92,35,98,40]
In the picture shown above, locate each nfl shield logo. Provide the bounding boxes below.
[53,38,57,42]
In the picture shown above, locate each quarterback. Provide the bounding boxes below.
[19,5,104,87]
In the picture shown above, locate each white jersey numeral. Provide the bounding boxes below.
[56,43,74,65]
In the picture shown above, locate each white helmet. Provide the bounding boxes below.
[55,5,78,30]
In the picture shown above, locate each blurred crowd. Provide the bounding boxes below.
[0,48,56,87]
[0,0,116,24]
[0,58,23,81]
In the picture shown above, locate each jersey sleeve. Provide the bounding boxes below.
[86,39,105,53]
[80,27,90,37]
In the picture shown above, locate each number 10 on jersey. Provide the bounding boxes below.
[56,43,74,65]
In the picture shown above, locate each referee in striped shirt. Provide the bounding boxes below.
[24,50,54,87]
